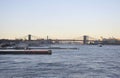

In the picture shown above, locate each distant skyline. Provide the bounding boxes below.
[0,0,120,39]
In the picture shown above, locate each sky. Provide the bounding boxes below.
[0,0,120,39]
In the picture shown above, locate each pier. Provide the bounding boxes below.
[0,50,52,55]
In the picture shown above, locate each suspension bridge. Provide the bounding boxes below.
[17,34,98,44]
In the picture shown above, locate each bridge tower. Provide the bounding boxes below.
[28,34,31,41]
[83,35,88,44]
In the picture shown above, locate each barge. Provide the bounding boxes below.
[0,50,52,55]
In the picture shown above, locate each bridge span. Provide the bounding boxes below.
[19,34,97,44]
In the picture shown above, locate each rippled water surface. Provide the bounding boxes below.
[0,45,120,78]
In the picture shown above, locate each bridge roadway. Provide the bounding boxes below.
[51,39,95,42]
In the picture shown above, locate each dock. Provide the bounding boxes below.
[0,50,52,55]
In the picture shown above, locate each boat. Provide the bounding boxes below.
[0,50,52,55]
[98,44,102,47]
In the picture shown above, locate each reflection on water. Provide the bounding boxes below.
[0,45,120,78]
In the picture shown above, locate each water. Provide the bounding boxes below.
[0,45,120,78]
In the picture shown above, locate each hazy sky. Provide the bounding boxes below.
[0,0,120,39]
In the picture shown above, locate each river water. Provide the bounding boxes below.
[0,45,120,78]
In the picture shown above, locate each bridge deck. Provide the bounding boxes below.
[51,39,95,41]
